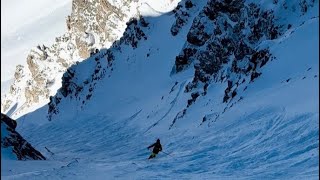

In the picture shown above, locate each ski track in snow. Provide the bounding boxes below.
[144,80,187,134]
[3,105,318,179]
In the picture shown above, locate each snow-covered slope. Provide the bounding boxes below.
[1,0,319,179]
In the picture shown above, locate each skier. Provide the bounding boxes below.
[147,139,162,159]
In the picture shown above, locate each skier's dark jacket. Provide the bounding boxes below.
[148,139,162,154]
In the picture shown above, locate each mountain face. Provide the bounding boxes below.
[45,0,317,122]
[3,0,315,120]
[1,113,46,160]
[1,0,319,179]
[1,0,141,117]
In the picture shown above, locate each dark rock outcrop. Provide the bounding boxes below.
[1,114,46,160]
[171,0,195,36]
[120,16,149,49]
[174,0,286,103]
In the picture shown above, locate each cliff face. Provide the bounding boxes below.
[67,0,130,58]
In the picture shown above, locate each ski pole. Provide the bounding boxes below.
[161,151,173,157]
[161,151,179,161]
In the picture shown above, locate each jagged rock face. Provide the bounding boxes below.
[14,65,25,80]
[1,114,46,160]
[174,0,316,104]
[1,35,73,114]
[176,0,276,76]
[68,0,130,58]
[1,0,137,116]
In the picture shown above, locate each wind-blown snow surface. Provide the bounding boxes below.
[2,1,319,180]
[1,0,72,88]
